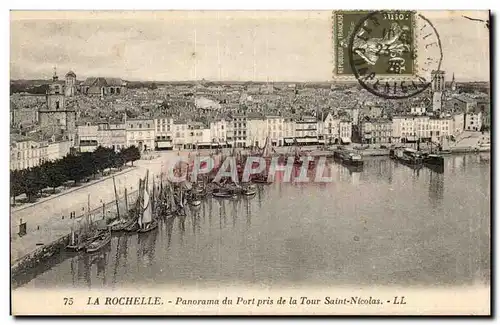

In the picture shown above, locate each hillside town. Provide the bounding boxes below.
[10,68,490,171]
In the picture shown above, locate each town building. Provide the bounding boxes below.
[449,95,477,113]
[77,120,127,152]
[10,107,39,128]
[10,135,47,170]
[154,116,174,150]
[126,118,154,151]
[431,70,446,92]
[359,118,392,144]
[465,110,483,131]
[247,114,267,148]
[209,118,228,145]
[80,77,127,96]
[295,115,318,145]
[282,118,296,146]
[322,113,340,145]
[339,120,352,144]
[38,70,77,144]
[410,106,426,116]
[185,122,212,149]
[265,115,284,147]
[172,120,188,150]
[452,113,465,136]
[391,115,455,144]
[64,70,77,97]
[477,99,490,130]
[232,114,248,148]
[46,137,72,161]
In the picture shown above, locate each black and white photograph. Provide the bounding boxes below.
[9,10,490,315]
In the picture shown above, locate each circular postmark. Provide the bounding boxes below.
[347,11,443,99]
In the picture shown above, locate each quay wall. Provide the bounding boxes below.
[11,189,140,274]
[11,234,69,278]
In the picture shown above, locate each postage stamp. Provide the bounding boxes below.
[333,10,416,77]
[333,10,443,99]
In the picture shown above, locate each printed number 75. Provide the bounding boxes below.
[64,297,74,305]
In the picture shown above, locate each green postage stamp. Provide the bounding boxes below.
[333,10,417,77]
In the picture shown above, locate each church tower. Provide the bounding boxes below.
[431,70,445,113]
[46,67,65,111]
[431,70,445,92]
[65,70,76,97]
[39,67,77,143]
[451,73,456,91]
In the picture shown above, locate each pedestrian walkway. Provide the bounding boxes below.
[10,151,192,265]
[12,166,136,213]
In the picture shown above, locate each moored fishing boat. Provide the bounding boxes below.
[338,150,363,166]
[252,174,273,184]
[86,229,112,253]
[243,184,257,196]
[67,194,99,251]
[137,171,159,234]
[394,148,424,167]
[212,186,235,198]
[190,199,202,206]
[423,153,445,167]
[109,218,129,232]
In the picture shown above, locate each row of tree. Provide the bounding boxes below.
[10,146,141,203]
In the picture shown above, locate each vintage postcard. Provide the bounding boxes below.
[10,10,490,315]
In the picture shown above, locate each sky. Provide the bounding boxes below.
[10,10,490,82]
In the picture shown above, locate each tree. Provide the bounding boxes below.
[10,170,24,204]
[94,146,114,175]
[34,165,48,196]
[23,168,41,202]
[128,146,141,166]
[45,161,66,193]
[63,154,87,183]
[112,150,125,170]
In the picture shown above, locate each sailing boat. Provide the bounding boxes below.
[138,172,158,233]
[66,221,80,251]
[109,177,129,232]
[168,182,178,216]
[251,137,273,184]
[86,227,112,253]
[67,194,103,251]
[124,177,144,232]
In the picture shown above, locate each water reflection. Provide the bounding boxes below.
[13,154,490,289]
[429,169,444,207]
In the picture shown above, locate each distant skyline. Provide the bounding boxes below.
[10,10,490,82]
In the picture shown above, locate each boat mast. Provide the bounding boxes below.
[112,176,120,220]
[87,194,91,231]
[137,178,144,227]
[124,187,129,216]
[152,173,156,216]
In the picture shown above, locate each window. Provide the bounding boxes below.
[55,101,60,109]
[139,124,142,128]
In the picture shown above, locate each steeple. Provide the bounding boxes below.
[52,66,58,82]
[451,72,457,91]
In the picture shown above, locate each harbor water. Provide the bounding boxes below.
[12,153,490,289]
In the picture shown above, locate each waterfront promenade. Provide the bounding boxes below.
[10,151,186,263]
